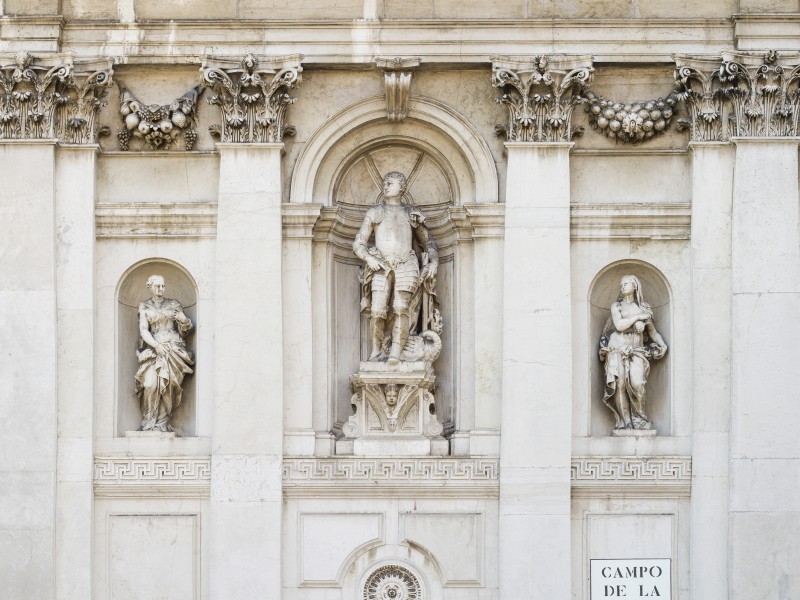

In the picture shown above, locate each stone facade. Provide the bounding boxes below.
[1,2,799,599]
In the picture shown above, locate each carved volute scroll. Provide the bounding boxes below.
[201,53,303,143]
[376,57,421,123]
[491,54,593,142]
[117,85,202,151]
[0,52,113,143]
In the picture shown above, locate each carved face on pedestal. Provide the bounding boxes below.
[384,384,399,407]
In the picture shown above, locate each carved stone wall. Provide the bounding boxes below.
[2,7,800,600]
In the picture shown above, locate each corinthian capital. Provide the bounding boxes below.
[719,50,800,138]
[491,54,593,143]
[673,55,728,142]
[0,52,113,143]
[201,54,303,144]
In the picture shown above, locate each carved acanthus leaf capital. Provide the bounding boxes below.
[0,52,113,143]
[376,56,421,122]
[720,50,800,138]
[673,55,728,142]
[674,51,800,140]
[201,54,303,143]
[491,54,593,142]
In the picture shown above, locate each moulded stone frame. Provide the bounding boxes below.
[289,95,499,206]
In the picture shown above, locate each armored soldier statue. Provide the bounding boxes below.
[353,171,439,367]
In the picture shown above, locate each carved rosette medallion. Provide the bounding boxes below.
[491,54,593,142]
[363,565,422,600]
[117,85,201,151]
[201,54,303,143]
[0,52,113,143]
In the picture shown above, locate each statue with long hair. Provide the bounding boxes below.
[599,274,667,431]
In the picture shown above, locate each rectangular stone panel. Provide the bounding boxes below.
[401,513,483,585]
[299,513,383,584]
[109,514,197,600]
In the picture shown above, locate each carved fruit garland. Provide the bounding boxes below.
[117,85,202,151]
[583,89,679,143]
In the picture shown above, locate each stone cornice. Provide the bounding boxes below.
[94,456,211,498]
[733,14,800,52]
[57,19,733,64]
[95,201,217,238]
[282,457,500,498]
[571,455,692,498]
[570,203,691,240]
[282,203,323,239]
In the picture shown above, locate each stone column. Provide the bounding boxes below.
[499,142,573,599]
[729,136,800,599]
[0,139,58,599]
[210,143,285,599]
[54,144,98,599]
[466,204,505,456]
[282,203,322,456]
[688,141,733,600]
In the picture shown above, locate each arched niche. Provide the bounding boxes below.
[327,139,462,441]
[116,259,198,436]
[297,97,495,450]
[290,95,499,206]
[588,261,672,436]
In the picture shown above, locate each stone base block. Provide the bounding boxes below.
[353,436,431,456]
[125,431,177,439]
[611,428,657,437]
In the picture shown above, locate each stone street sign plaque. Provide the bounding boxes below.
[590,559,671,599]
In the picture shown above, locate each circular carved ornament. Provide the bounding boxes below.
[363,564,422,600]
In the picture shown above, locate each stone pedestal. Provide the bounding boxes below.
[337,362,448,456]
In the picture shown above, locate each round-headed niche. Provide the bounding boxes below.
[328,140,458,437]
[589,261,672,436]
[116,259,198,436]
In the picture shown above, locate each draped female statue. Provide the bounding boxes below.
[599,274,667,432]
[135,275,194,432]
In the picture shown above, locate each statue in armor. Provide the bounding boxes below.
[353,171,440,367]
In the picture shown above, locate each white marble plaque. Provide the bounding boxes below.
[590,559,670,599]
